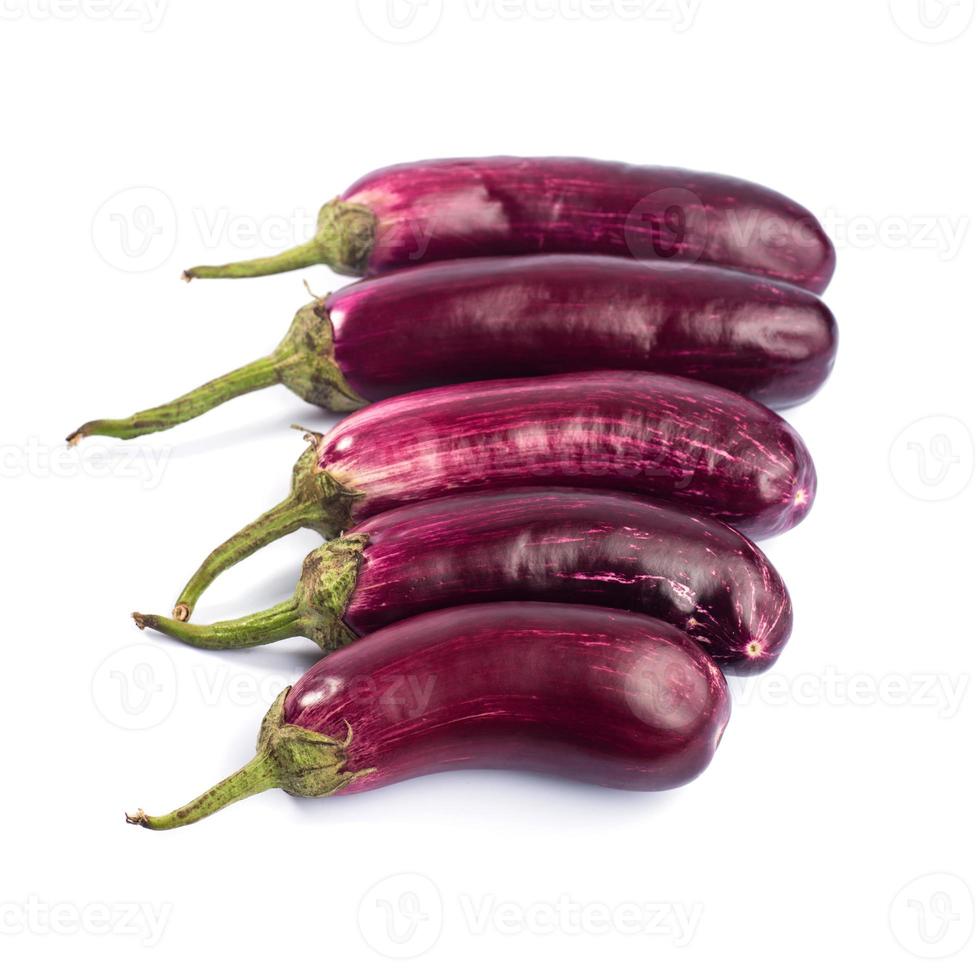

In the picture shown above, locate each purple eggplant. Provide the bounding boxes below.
[183,156,835,292]
[171,371,815,621]
[69,257,836,443]
[140,488,791,674]
[126,602,731,830]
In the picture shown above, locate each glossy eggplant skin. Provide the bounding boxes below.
[319,371,815,539]
[171,371,815,619]
[141,490,791,672]
[344,157,835,293]
[326,255,837,409]
[285,602,732,794]
[74,255,839,447]
[344,489,791,674]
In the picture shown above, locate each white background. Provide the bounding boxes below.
[1,0,977,975]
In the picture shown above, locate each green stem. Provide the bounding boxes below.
[67,353,287,444]
[140,534,364,652]
[181,199,377,281]
[183,241,324,281]
[172,495,323,622]
[127,751,280,831]
[134,600,304,650]
[125,688,374,831]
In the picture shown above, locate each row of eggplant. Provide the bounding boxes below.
[69,157,835,830]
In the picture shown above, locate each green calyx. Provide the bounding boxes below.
[183,198,377,280]
[66,299,366,445]
[135,534,367,652]
[172,444,360,622]
[294,535,367,649]
[126,688,375,831]
[275,300,367,412]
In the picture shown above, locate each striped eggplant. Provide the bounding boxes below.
[183,156,836,292]
[68,257,837,444]
[126,602,732,830]
[139,488,792,673]
[171,372,815,621]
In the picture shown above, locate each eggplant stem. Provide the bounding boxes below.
[290,423,324,444]
[171,494,324,621]
[146,533,366,649]
[183,240,325,281]
[66,353,286,444]
[172,443,356,620]
[133,601,305,650]
[126,750,281,831]
[181,199,376,281]
[67,300,365,445]
[126,688,373,831]
[302,279,326,302]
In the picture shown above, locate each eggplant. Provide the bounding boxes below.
[171,371,815,621]
[183,156,835,292]
[69,257,837,444]
[126,602,732,830]
[139,488,792,674]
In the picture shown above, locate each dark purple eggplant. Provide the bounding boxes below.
[171,371,815,621]
[126,602,732,830]
[69,257,836,443]
[183,156,835,292]
[138,488,792,674]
